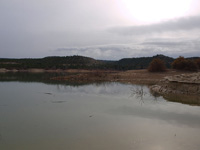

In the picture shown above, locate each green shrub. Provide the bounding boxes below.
[148,58,166,72]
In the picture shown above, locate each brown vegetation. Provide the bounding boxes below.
[196,58,200,69]
[172,56,198,71]
[148,58,166,72]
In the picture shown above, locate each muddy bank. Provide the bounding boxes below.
[1,68,196,85]
[0,68,98,73]
[50,69,190,85]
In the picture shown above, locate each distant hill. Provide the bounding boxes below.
[0,56,103,70]
[117,54,174,70]
[0,55,199,70]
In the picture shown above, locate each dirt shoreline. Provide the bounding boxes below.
[48,69,193,85]
[0,68,97,73]
[0,68,193,85]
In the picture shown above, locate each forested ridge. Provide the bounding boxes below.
[0,55,199,70]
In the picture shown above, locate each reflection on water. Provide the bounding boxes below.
[130,86,147,100]
[0,72,95,86]
[2,72,199,106]
[0,73,200,150]
[163,94,200,106]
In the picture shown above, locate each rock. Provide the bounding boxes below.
[150,72,200,95]
[150,85,162,93]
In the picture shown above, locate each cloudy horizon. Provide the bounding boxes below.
[0,0,200,60]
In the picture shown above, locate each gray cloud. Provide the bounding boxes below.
[54,45,133,60]
[54,37,200,59]
[0,0,199,59]
[146,38,200,57]
[142,41,184,47]
[108,16,200,36]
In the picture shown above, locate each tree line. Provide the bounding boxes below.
[0,55,199,71]
[148,56,200,72]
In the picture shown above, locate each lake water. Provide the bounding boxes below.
[0,73,200,150]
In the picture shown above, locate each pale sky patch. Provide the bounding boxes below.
[0,0,200,59]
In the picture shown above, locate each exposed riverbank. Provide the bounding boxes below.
[0,68,194,85]
[150,72,200,95]
[1,68,200,105]
[49,69,193,85]
[0,68,94,73]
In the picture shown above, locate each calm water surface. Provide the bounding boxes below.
[0,80,200,150]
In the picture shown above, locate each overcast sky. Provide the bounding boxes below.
[0,0,200,59]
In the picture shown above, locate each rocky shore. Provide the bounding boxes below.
[150,72,200,95]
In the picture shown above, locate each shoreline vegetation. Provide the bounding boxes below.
[0,54,200,103]
[0,54,199,71]
[0,53,199,86]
